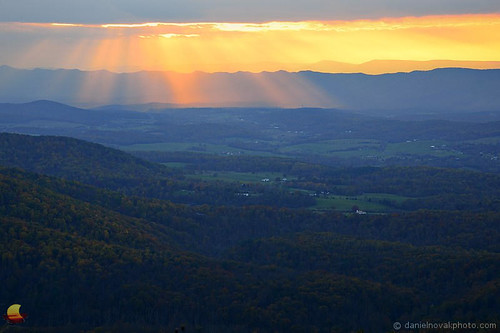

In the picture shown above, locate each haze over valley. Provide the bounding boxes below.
[2,66,500,113]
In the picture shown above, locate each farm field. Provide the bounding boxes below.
[181,168,419,213]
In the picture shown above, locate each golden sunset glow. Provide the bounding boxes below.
[1,14,499,74]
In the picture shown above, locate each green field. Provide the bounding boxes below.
[314,196,398,212]
[121,141,281,156]
[121,142,236,153]
[188,170,290,183]
[186,169,410,213]
[280,139,460,158]
[120,135,486,170]
[280,139,381,156]
[162,162,188,168]
[383,140,460,157]
[463,136,500,144]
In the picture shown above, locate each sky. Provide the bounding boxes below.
[1,0,500,73]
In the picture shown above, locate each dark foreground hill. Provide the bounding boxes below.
[1,167,499,332]
[0,134,499,332]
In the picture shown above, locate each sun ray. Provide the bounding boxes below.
[1,14,499,106]
[2,13,499,74]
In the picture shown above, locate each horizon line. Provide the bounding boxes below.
[2,59,500,75]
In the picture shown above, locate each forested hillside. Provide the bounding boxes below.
[2,133,500,212]
[1,133,499,332]
[0,133,178,182]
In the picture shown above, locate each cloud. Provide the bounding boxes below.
[1,0,499,23]
[0,14,499,73]
[7,14,497,35]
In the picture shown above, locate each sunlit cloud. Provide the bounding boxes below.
[95,15,500,33]
[0,14,499,73]
[101,22,165,28]
[158,34,199,39]
[50,23,85,27]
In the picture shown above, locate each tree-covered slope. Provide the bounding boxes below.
[1,133,499,331]
[0,167,417,332]
[0,132,178,183]
[226,232,500,322]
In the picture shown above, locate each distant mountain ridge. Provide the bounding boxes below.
[1,66,499,113]
[309,59,500,74]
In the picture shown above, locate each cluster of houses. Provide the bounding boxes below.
[261,177,288,182]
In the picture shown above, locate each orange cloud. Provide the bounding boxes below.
[0,13,499,73]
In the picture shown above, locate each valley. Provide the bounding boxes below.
[0,97,499,331]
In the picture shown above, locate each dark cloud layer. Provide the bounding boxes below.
[1,0,499,23]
